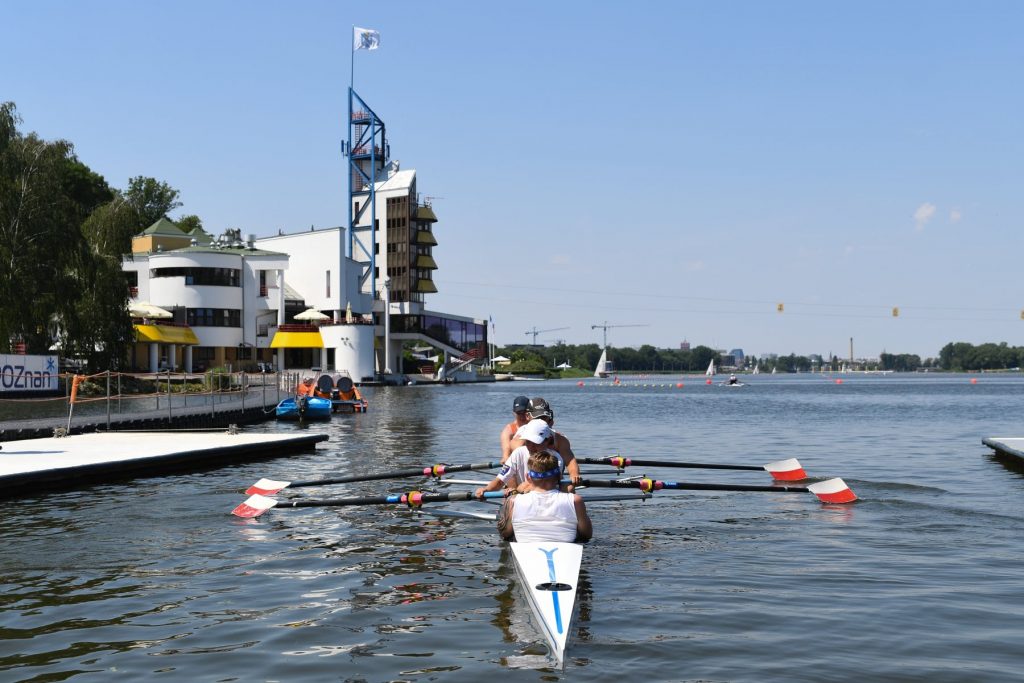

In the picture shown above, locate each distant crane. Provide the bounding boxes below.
[591,321,649,349]
[525,326,569,345]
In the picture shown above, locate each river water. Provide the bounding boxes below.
[1,374,1022,681]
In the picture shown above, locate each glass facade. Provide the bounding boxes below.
[152,267,241,287]
[187,308,242,327]
[392,314,487,355]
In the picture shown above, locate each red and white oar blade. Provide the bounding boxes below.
[245,478,291,495]
[232,493,280,518]
[807,478,857,504]
[764,458,807,481]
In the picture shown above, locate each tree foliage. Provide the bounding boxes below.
[938,341,1022,371]
[0,102,183,370]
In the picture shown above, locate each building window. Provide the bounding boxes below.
[326,270,331,297]
[187,308,242,328]
[152,267,240,287]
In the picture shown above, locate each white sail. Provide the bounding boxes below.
[705,359,716,377]
[594,349,608,378]
[771,367,777,375]
[752,364,760,375]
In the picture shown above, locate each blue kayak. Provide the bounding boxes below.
[276,395,332,421]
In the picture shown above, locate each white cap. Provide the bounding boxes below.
[514,418,553,444]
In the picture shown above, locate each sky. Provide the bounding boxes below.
[3,1,1022,359]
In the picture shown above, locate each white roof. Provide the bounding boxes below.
[374,168,416,192]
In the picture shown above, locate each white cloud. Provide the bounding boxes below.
[913,202,936,231]
[949,208,962,223]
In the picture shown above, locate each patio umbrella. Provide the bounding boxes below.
[130,301,173,319]
[345,301,354,324]
[294,308,330,322]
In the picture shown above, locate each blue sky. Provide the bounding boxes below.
[4,1,1022,358]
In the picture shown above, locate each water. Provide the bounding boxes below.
[2,374,1023,681]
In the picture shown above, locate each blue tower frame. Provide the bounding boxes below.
[344,88,388,298]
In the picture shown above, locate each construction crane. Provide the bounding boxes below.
[525,326,569,345]
[591,321,649,349]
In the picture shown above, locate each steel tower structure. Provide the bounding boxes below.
[343,88,389,300]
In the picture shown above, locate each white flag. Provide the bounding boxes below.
[353,27,380,51]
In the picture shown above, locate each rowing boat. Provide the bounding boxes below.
[508,541,582,668]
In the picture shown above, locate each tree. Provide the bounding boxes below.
[175,214,203,233]
[125,176,181,226]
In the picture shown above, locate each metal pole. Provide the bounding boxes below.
[167,370,172,423]
[241,372,246,413]
[106,370,111,429]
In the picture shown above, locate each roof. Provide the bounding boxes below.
[139,217,186,236]
[374,168,416,192]
[135,324,200,345]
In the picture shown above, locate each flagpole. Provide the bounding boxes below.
[350,25,355,88]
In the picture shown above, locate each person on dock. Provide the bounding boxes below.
[497,449,593,543]
[476,419,579,496]
[517,397,581,486]
[500,395,531,463]
[296,375,317,397]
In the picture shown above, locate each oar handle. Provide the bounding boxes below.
[579,457,763,472]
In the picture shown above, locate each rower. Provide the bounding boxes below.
[497,449,592,543]
[728,374,738,385]
[521,397,581,487]
[296,375,317,397]
[499,395,531,463]
[476,419,563,498]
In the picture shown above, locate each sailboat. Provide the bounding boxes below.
[752,364,760,375]
[705,359,716,377]
[771,367,777,375]
[594,348,611,378]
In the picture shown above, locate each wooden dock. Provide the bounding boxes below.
[0,430,327,498]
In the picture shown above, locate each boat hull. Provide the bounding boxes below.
[508,541,582,668]
[275,396,332,421]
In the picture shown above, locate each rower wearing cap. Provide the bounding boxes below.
[476,419,564,498]
[512,397,581,487]
[499,395,532,463]
[498,449,592,543]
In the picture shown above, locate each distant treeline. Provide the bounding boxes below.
[496,342,1024,374]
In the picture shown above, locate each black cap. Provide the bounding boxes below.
[527,397,553,420]
[512,395,530,413]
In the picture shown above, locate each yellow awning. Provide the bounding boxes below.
[135,324,200,345]
[415,254,438,269]
[270,331,324,348]
[415,230,438,246]
[416,279,438,293]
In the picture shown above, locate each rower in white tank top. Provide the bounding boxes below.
[511,489,579,543]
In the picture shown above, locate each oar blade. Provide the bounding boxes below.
[232,493,279,518]
[246,478,291,495]
[807,478,857,504]
[764,458,807,481]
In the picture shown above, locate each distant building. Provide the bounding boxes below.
[729,348,745,366]
[680,340,691,351]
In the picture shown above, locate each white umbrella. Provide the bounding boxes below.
[130,301,173,319]
[492,355,511,363]
[556,361,572,369]
[345,301,354,324]
[294,308,330,322]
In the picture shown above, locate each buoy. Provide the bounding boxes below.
[835,379,843,384]
[705,378,712,385]
[676,382,684,388]
[970,378,978,384]
[577,381,584,387]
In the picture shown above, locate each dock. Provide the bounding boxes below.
[0,430,327,498]
[982,437,1024,462]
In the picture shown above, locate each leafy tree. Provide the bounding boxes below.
[126,175,181,226]
[175,214,203,233]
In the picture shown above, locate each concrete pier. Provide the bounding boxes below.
[0,430,327,498]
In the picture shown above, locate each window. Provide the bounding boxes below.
[152,267,240,287]
[187,308,242,327]
[326,270,331,298]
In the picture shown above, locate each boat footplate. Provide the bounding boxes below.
[535,582,573,591]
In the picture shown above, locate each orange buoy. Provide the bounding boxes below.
[835,379,843,384]
[705,378,712,385]
[577,381,584,387]
[676,382,683,388]
[970,378,978,384]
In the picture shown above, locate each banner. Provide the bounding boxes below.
[0,354,59,393]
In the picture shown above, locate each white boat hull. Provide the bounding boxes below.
[508,541,582,668]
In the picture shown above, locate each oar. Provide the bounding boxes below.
[246,461,502,495]
[576,477,857,503]
[577,456,808,481]
[232,490,507,518]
